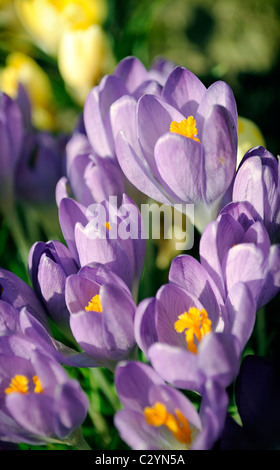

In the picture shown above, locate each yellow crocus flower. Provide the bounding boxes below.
[58,24,115,104]
[15,0,108,56]
[237,116,266,168]
[0,51,56,130]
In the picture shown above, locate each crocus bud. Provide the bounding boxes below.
[57,126,125,207]
[233,146,280,241]
[28,240,79,336]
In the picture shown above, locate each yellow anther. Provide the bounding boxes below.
[170,116,200,142]
[85,294,103,312]
[104,221,112,231]
[144,402,192,445]
[174,307,212,354]
[5,375,29,395]
[33,376,44,394]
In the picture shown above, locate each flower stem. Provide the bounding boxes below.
[5,207,30,273]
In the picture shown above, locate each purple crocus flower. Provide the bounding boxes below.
[15,130,64,207]
[65,263,137,370]
[0,332,89,447]
[114,66,238,231]
[199,201,280,309]
[0,92,23,213]
[56,118,125,207]
[114,360,229,450]
[232,145,280,242]
[0,267,50,332]
[58,193,146,291]
[0,297,104,369]
[84,56,175,160]
[28,240,79,336]
[135,253,255,392]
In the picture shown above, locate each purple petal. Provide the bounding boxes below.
[6,393,55,439]
[154,132,203,203]
[58,197,89,263]
[114,409,160,450]
[74,222,133,289]
[198,332,241,388]
[55,176,71,206]
[110,94,140,154]
[196,80,238,136]
[0,301,21,333]
[115,360,164,412]
[161,66,206,117]
[233,155,265,218]
[134,297,158,357]
[113,56,149,94]
[148,342,200,390]
[225,244,267,301]
[115,130,171,204]
[225,282,256,351]
[69,310,108,364]
[202,105,237,204]
[83,156,125,203]
[137,94,185,175]
[169,255,225,330]
[0,269,49,331]
[155,284,203,349]
[100,283,136,356]
[53,381,88,439]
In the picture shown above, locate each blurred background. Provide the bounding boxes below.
[0,0,279,154]
[0,0,279,451]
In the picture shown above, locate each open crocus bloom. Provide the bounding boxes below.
[114,66,238,231]
[114,361,228,450]
[0,333,88,446]
[84,56,176,160]
[135,253,256,392]
[65,263,137,370]
[199,201,280,309]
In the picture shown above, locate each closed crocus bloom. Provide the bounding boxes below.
[58,194,146,291]
[56,122,125,207]
[114,361,228,450]
[15,130,64,206]
[0,52,56,130]
[0,333,89,447]
[0,267,50,332]
[65,263,137,370]
[199,201,280,309]
[135,253,255,392]
[0,92,23,212]
[232,146,280,241]
[15,0,108,56]
[237,117,266,167]
[58,24,115,104]
[28,240,79,335]
[114,66,238,232]
[84,56,175,159]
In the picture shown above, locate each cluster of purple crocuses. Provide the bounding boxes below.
[0,55,279,450]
